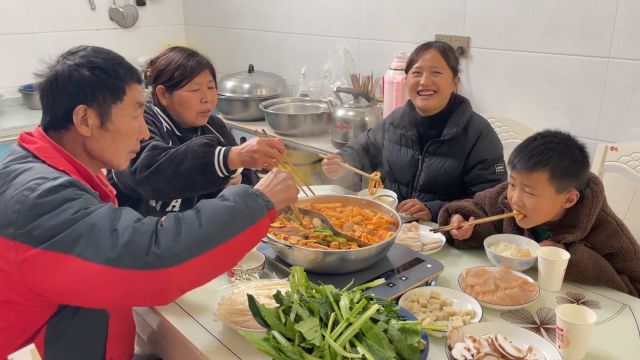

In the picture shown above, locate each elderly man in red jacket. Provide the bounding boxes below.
[0,45,298,360]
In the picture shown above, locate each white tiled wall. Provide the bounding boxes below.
[0,0,186,97]
[3,1,638,149]
[183,0,640,152]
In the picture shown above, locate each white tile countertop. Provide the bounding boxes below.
[0,96,41,140]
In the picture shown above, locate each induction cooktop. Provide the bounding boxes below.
[258,243,444,300]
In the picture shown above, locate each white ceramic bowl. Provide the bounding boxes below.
[483,234,539,271]
[226,250,266,282]
[356,188,398,209]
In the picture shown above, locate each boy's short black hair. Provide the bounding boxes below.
[38,45,143,133]
[508,130,590,192]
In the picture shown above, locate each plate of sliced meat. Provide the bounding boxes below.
[458,266,540,310]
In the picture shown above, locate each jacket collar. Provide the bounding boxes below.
[397,94,474,140]
[18,126,117,205]
[498,173,605,243]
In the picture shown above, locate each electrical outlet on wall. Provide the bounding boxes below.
[434,34,470,57]
[450,36,470,56]
[435,34,452,43]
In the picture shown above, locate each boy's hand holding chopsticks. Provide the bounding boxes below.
[431,210,523,236]
[449,214,476,240]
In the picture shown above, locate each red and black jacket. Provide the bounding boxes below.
[0,127,275,359]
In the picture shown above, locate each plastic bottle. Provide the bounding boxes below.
[297,66,309,98]
[382,52,408,118]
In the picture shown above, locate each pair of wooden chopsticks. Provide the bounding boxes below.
[317,151,377,180]
[255,129,316,197]
[429,211,523,233]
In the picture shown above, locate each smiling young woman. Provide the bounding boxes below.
[322,41,506,223]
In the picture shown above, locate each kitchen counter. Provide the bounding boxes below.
[0,100,339,156]
[0,97,41,140]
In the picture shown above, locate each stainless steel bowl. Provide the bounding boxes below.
[266,194,401,274]
[217,94,276,121]
[260,97,332,136]
[18,84,41,110]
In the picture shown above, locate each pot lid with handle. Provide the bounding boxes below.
[217,64,287,99]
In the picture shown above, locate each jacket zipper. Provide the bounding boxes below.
[410,153,423,198]
[410,140,438,197]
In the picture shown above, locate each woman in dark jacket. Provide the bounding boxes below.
[109,46,285,216]
[322,41,506,222]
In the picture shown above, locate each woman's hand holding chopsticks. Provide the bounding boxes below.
[227,136,286,170]
[321,154,348,179]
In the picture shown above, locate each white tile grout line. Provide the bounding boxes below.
[184,24,640,63]
[594,0,622,140]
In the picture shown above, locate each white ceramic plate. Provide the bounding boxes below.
[418,224,447,255]
[458,266,540,310]
[396,223,446,255]
[445,322,562,360]
[398,286,483,337]
[212,278,287,334]
[399,213,418,223]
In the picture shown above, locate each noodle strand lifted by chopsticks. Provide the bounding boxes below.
[367,171,383,196]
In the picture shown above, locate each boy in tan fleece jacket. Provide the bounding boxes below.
[438,130,640,297]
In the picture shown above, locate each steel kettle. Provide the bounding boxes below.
[328,87,382,149]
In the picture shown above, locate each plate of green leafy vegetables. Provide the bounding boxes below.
[244,266,444,360]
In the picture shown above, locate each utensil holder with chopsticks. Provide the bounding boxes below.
[350,72,380,100]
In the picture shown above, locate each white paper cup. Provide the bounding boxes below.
[537,246,570,291]
[556,304,597,360]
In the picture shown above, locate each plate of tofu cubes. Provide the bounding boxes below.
[398,286,483,337]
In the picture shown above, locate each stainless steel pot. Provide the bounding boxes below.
[217,64,287,121]
[266,194,401,274]
[260,97,332,136]
[217,96,275,122]
[328,87,382,149]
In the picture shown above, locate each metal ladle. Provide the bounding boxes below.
[298,207,372,248]
[109,0,139,28]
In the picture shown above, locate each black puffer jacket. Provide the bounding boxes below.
[340,95,506,218]
[109,104,259,217]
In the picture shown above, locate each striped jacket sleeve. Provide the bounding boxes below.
[11,177,275,308]
[112,111,233,201]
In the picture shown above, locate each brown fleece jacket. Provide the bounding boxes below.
[438,174,640,297]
